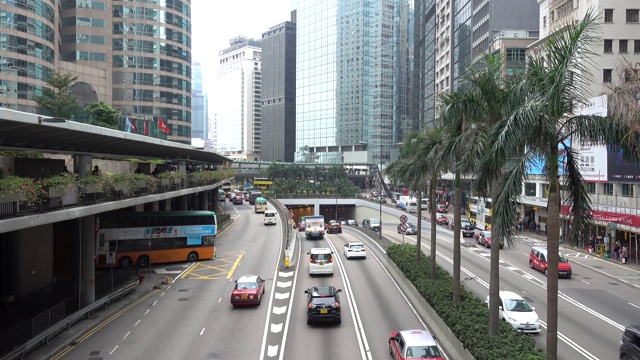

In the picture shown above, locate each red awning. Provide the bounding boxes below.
[561,205,640,228]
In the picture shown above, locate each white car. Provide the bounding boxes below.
[343,242,366,259]
[486,291,541,334]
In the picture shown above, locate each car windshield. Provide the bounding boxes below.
[484,232,492,238]
[370,218,380,225]
[405,345,442,358]
[311,254,331,261]
[311,297,337,306]
[265,213,275,217]
[461,221,471,227]
[349,244,364,250]
[559,254,568,263]
[236,281,257,290]
[407,223,416,228]
[503,299,533,312]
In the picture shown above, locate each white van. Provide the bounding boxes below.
[406,201,418,213]
[307,248,334,276]
[263,210,277,226]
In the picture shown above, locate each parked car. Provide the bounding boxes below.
[230,274,266,307]
[486,291,541,334]
[620,325,640,360]
[388,329,444,360]
[344,242,366,259]
[397,223,418,235]
[475,231,503,249]
[304,285,342,324]
[435,215,449,225]
[529,245,572,278]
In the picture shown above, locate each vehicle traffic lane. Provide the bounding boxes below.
[329,230,440,360]
[282,235,363,360]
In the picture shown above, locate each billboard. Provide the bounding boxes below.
[607,147,640,182]
[576,95,608,182]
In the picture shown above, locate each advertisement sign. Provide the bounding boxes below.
[607,147,640,182]
[575,95,608,182]
[526,138,569,175]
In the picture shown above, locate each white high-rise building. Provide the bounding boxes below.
[213,36,262,160]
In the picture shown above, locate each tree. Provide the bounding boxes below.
[475,9,639,359]
[35,71,81,118]
[438,53,525,327]
[85,101,120,129]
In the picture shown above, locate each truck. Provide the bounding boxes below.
[249,190,262,205]
[398,196,418,213]
[304,215,325,240]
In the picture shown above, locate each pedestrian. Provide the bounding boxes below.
[92,165,101,176]
[613,243,620,261]
[151,166,160,177]
[536,223,541,235]
[621,246,628,264]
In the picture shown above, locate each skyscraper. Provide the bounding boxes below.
[413,0,437,128]
[214,36,262,160]
[295,0,413,165]
[261,13,296,162]
[191,62,207,140]
[1,0,193,144]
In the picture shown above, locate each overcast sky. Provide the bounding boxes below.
[191,0,294,103]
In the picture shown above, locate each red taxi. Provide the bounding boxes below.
[230,274,266,306]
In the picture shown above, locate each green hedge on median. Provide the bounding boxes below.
[387,244,546,360]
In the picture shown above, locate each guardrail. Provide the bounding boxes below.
[0,282,138,360]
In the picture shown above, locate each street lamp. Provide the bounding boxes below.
[379,144,383,240]
[335,172,339,221]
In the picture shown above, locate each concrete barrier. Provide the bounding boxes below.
[383,256,475,360]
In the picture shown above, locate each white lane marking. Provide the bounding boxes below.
[160,292,165,297]
[200,328,205,335]
[152,300,157,306]
[259,216,287,360]
[274,292,290,300]
[276,281,292,288]
[327,239,371,360]
[270,323,283,333]
[278,271,294,277]
[175,263,195,279]
[272,306,286,315]
[144,309,150,315]
[134,319,141,327]
[479,253,491,257]
[507,266,518,271]
[109,345,118,355]
[541,320,598,360]
[154,269,183,274]
[581,280,590,285]
[218,298,221,303]
[166,285,171,290]
[123,331,130,340]
[278,233,302,360]
[267,345,279,357]
[629,302,640,309]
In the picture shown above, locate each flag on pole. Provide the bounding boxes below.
[130,117,138,133]
[125,115,132,133]
[158,117,171,134]
[144,116,149,136]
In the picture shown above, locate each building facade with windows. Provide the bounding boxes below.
[1,0,193,144]
[213,36,262,161]
[413,0,437,129]
[295,0,413,166]
[261,15,296,162]
[191,62,207,140]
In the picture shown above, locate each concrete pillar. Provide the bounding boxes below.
[151,201,160,212]
[135,204,144,212]
[200,191,209,210]
[161,199,171,211]
[190,193,197,210]
[80,215,95,307]
[178,195,188,210]
[74,154,93,178]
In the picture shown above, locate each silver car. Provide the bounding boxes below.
[397,223,418,235]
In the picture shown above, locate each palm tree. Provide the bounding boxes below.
[438,53,525,325]
[475,9,639,359]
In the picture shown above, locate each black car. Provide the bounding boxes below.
[448,220,476,237]
[232,196,243,205]
[620,325,640,360]
[304,285,342,324]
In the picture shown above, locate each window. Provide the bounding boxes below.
[604,39,613,53]
[623,184,634,197]
[604,9,613,22]
[543,16,547,28]
[635,40,640,53]
[525,183,536,197]
[627,9,640,22]
[620,39,629,53]
[586,182,596,194]
[603,69,613,83]
[603,183,614,195]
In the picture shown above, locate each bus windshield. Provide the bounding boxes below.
[96,211,217,267]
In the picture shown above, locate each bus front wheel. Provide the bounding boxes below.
[138,255,150,267]
[188,252,199,262]
[119,257,132,268]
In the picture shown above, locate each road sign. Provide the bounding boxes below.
[288,218,295,226]
[399,214,408,224]
[400,223,408,232]
[106,251,116,265]
[288,211,294,218]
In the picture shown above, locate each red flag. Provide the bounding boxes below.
[158,117,171,134]
[143,119,149,136]
[130,118,138,133]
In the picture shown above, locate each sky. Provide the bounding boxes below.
[191,0,294,102]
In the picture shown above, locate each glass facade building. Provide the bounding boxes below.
[191,62,207,140]
[413,0,437,128]
[295,0,413,165]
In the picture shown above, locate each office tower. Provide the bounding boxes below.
[0,0,193,144]
[214,36,262,160]
[413,0,437,128]
[261,12,296,162]
[192,62,206,140]
[295,0,413,166]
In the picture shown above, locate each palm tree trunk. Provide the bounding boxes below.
[488,181,501,336]
[416,190,422,262]
[453,170,461,303]
[430,174,437,281]
[546,151,561,360]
